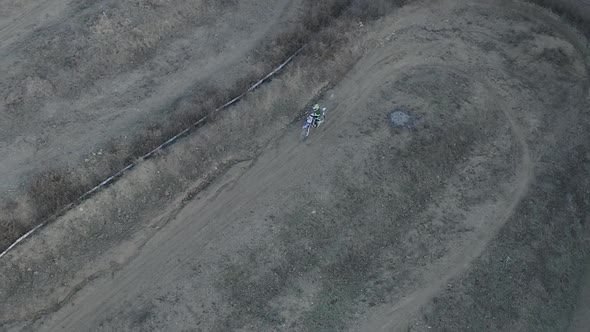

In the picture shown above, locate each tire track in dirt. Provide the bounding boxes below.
[303,22,537,323]
[3,0,588,330]
[0,44,304,260]
[0,0,303,194]
[344,49,536,329]
[369,80,534,332]
[27,126,320,331]
[356,0,590,328]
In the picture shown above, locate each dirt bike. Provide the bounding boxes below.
[300,107,326,141]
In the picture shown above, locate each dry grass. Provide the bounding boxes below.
[0,42,359,323]
[24,0,243,98]
[0,0,410,252]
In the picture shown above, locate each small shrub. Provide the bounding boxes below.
[26,169,87,218]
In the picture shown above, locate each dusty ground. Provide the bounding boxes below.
[0,0,301,194]
[2,0,590,331]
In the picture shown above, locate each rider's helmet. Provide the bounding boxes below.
[312,104,320,111]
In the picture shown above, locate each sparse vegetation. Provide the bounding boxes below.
[423,140,590,331]
[2,0,590,330]
[0,0,413,254]
[212,68,509,329]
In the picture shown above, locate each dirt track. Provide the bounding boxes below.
[2,0,590,331]
[0,0,300,193]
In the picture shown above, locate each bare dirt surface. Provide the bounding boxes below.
[0,0,301,193]
[2,0,590,331]
[568,260,590,332]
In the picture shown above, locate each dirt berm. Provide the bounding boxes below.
[0,0,310,247]
[2,0,590,331]
[0,0,300,193]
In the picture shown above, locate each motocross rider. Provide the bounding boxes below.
[309,104,323,127]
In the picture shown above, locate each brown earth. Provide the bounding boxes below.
[0,0,322,249]
[1,0,590,331]
[0,0,302,217]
